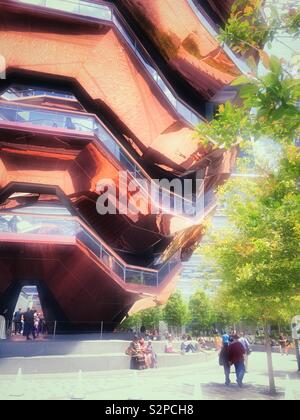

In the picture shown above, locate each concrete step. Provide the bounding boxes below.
[0,352,216,374]
[1,339,212,358]
[0,340,168,357]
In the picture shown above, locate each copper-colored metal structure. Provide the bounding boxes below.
[0,0,238,331]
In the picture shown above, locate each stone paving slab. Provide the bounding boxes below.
[0,353,299,400]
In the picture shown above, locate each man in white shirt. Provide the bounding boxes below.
[239,332,251,372]
[0,314,6,340]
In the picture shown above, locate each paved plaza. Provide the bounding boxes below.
[0,352,299,400]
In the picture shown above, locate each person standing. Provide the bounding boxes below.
[222,332,230,345]
[214,334,222,351]
[219,342,231,386]
[34,311,40,338]
[13,308,22,335]
[228,334,246,387]
[23,308,36,340]
[239,332,251,372]
[0,313,6,340]
[279,334,289,356]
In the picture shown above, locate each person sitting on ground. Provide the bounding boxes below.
[165,334,174,353]
[139,337,148,367]
[126,335,146,370]
[181,335,197,354]
[197,336,208,351]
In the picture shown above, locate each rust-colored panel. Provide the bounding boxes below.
[0,240,140,324]
[119,0,240,99]
[0,10,238,174]
[0,12,193,169]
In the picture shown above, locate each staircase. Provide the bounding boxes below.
[75,199,130,246]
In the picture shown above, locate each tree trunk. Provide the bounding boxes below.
[264,322,276,394]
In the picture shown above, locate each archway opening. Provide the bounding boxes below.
[12,286,47,339]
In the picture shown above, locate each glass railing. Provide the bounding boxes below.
[2,86,76,101]
[0,212,180,287]
[0,101,213,218]
[0,101,144,177]
[12,0,204,127]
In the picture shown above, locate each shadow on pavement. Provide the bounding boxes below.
[200,382,284,400]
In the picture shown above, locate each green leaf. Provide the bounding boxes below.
[231,75,251,86]
[239,84,258,99]
[269,56,282,74]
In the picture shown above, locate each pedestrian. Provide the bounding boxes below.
[279,334,290,356]
[34,311,40,338]
[13,308,22,335]
[0,313,6,340]
[228,334,246,387]
[239,332,251,372]
[219,342,231,386]
[214,334,222,351]
[23,308,36,340]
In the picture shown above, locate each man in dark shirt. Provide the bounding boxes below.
[23,308,36,340]
[228,334,246,387]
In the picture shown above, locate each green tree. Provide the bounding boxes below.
[140,306,164,330]
[189,289,213,333]
[195,56,300,149]
[205,147,300,393]
[219,0,300,54]
[163,291,190,329]
[120,311,141,330]
[219,0,274,54]
[193,0,300,394]
[120,306,164,331]
[195,1,300,150]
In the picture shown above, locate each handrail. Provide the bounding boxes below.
[0,211,181,286]
[0,100,217,220]
[6,0,206,127]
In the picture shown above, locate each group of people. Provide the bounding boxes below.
[126,336,158,370]
[219,332,252,388]
[13,308,45,340]
[165,334,209,354]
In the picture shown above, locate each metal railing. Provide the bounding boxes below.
[0,212,180,287]
[9,0,205,127]
[0,101,216,219]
